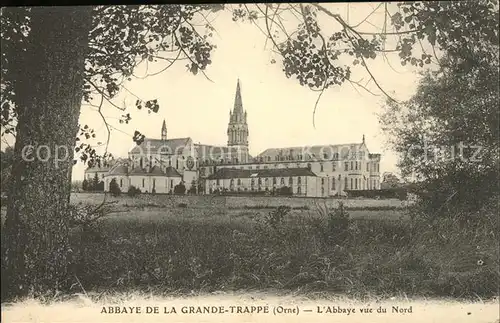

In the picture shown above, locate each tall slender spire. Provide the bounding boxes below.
[233,79,243,114]
[227,79,249,151]
[161,119,167,141]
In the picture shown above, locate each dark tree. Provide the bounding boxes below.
[81,178,89,191]
[109,178,121,197]
[174,182,186,195]
[92,172,99,192]
[127,185,140,197]
[2,6,93,298]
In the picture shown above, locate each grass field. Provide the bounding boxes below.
[1,194,498,302]
[63,197,498,300]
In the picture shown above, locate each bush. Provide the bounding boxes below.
[313,201,350,246]
[264,205,291,229]
[95,181,105,192]
[174,182,186,195]
[127,185,141,197]
[326,201,350,245]
[187,186,197,195]
[109,178,121,197]
[278,186,293,196]
[82,178,89,191]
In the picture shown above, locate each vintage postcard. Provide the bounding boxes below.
[1,2,499,323]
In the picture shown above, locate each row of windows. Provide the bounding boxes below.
[214,161,381,173]
[212,186,304,194]
[369,163,380,172]
[341,161,380,172]
[137,159,379,174]
[214,177,379,191]
[341,178,380,190]
[318,177,378,190]
[344,161,363,171]
[216,176,304,186]
[320,177,337,190]
[140,158,180,169]
[262,150,368,162]
[113,178,175,189]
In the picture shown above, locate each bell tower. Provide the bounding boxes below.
[227,79,249,162]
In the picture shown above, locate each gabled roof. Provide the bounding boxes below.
[164,166,182,177]
[256,143,365,161]
[194,144,245,160]
[85,166,110,173]
[149,165,165,176]
[128,166,181,177]
[129,137,192,155]
[129,167,147,176]
[108,164,128,176]
[207,167,317,180]
[87,157,129,173]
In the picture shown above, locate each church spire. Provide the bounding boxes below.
[161,119,167,141]
[233,79,243,115]
[227,79,249,151]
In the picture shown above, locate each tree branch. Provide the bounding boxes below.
[85,78,126,111]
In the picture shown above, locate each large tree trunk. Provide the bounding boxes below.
[2,6,93,299]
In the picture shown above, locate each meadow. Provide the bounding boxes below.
[1,194,498,301]
[60,194,498,300]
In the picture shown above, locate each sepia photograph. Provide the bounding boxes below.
[0,2,499,322]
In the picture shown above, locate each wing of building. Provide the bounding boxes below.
[84,80,381,197]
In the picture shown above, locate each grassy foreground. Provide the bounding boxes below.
[63,202,499,300]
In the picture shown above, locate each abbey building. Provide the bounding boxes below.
[85,80,381,197]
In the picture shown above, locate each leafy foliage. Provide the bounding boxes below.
[109,178,121,197]
[380,25,499,216]
[82,178,89,191]
[0,147,13,192]
[173,181,186,195]
[315,201,350,245]
[232,2,498,98]
[1,5,224,166]
[127,185,141,197]
[277,186,293,196]
[264,205,291,229]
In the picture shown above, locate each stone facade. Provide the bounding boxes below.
[84,80,381,197]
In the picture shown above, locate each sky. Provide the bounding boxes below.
[3,3,429,180]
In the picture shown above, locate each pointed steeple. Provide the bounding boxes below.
[233,79,243,115]
[362,134,365,144]
[227,79,249,151]
[161,119,167,141]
